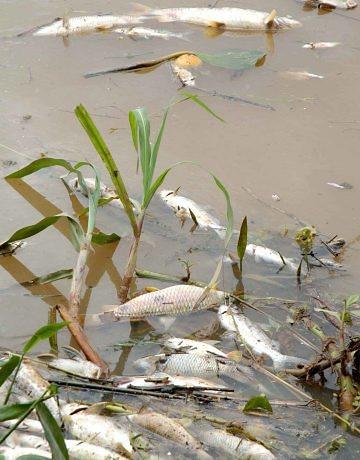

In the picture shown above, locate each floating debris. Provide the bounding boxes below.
[163,337,228,358]
[218,305,306,371]
[102,285,224,319]
[171,63,196,87]
[20,15,144,37]
[327,182,353,190]
[271,194,280,201]
[303,42,341,49]
[113,26,189,41]
[143,7,302,30]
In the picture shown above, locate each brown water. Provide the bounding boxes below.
[1,0,360,457]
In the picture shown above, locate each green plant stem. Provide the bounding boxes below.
[4,353,24,405]
[48,307,58,353]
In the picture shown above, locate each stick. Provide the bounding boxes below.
[56,304,109,377]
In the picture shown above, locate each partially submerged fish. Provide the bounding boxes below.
[37,348,102,379]
[281,71,324,80]
[113,26,189,40]
[128,411,202,449]
[144,7,301,30]
[115,372,231,392]
[5,430,48,450]
[301,0,357,9]
[159,189,226,236]
[21,15,144,37]
[171,63,196,87]
[163,337,228,358]
[0,447,51,459]
[0,418,43,435]
[244,244,298,271]
[65,440,127,460]
[63,410,132,456]
[303,42,341,49]
[102,285,224,319]
[218,305,305,371]
[198,428,275,459]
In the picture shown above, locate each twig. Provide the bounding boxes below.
[56,304,109,377]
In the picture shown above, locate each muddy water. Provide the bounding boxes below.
[1,0,360,457]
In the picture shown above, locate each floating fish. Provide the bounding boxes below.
[197,428,275,459]
[0,418,43,435]
[20,15,144,37]
[218,305,305,371]
[113,26,189,40]
[171,63,196,86]
[163,337,228,358]
[281,71,324,80]
[115,372,231,392]
[302,0,357,9]
[0,447,51,459]
[102,285,224,319]
[65,440,127,460]
[68,177,138,211]
[159,189,226,237]
[63,410,132,456]
[327,182,353,190]
[303,42,341,49]
[128,411,202,450]
[37,348,102,379]
[143,7,301,30]
[157,353,254,385]
[10,361,61,423]
[244,244,298,271]
[5,431,48,450]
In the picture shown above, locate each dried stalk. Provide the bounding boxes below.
[56,304,109,377]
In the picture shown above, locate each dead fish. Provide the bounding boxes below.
[0,418,43,435]
[21,15,144,37]
[171,63,196,87]
[159,189,226,236]
[115,372,231,392]
[37,348,102,379]
[113,26,189,40]
[128,411,202,449]
[65,440,127,460]
[157,353,254,385]
[318,0,357,9]
[0,447,51,459]
[303,42,341,49]
[218,305,305,371]
[281,71,324,80]
[143,7,301,30]
[197,428,275,459]
[5,430,49,450]
[63,410,132,456]
[11,361,61,424]
[327,182,353,189]
[244,244,298,271]
[102,285,224,319]
[163,337,228,358]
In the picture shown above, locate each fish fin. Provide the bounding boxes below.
[138,404,151,414]
[265,9,277,26]
[96,24,114,31]
[37,353,57,362]
[208,21,226,28]
[145,286,159,292]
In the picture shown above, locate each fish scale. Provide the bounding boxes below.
[106,285,224,318]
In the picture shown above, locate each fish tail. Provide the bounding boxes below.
[274,17,302,29]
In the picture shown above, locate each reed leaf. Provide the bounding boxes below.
[237,216,248,271]
[0,402,33,422]
[36,401,69,460]
[0,355,21,388]
[75,104,138,236]
[178,92,225,123]
[23,322,69,353]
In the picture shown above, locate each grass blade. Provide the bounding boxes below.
[0,355,21,388]
[211,174,233,247]
[36,401,69,460]
[178,91,225,123]
[0,402,33,422]
[21,269,73,286]
[143,167,171,209]
[75,104,138,236]
[149,108,169,185]
[23,322,69,354]
[5,158,74,178]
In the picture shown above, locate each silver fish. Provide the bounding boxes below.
[65,440,127,460]
[281,71,324,80]
[198,428,276,459]
[37,353,102,379]
[302,0,357,9]
[103,285,224,319]
[0,447,51,459]
[0,418,43,435]
[303,42,341,49]
[157,353,254,385]
[159,189,226,236]
[163,337,228,358]
[113,26,189,40]
[128,411,202,449]
[23,15,144,37]
[218,305,305,371]
[244,244,298,271]
[11,361,61,424]
[5,431,49,450]
[63,410,132,456]
[145,7,301,30]
[115,372,231,392]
